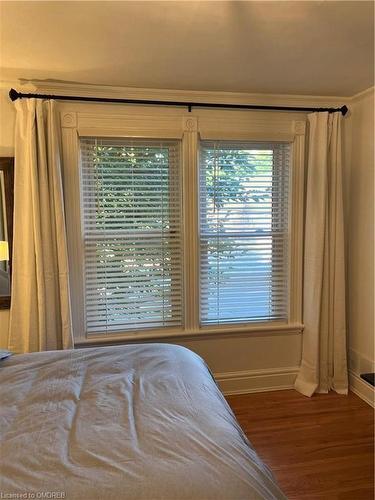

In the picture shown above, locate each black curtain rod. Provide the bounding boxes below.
[9,88,348,116]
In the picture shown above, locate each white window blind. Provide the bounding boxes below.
[80,138,182,334]
[199,141,290,325]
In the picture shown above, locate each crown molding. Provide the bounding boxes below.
[7,79,350,109]
[350,86,374,103]
[0,79,37,92]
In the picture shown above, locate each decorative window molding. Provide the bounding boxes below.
[60,102,305,344]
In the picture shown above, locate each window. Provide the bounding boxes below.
[199,142,290,325]
[80,138,182,334]
[61,107,304,342]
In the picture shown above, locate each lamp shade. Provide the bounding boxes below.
[0,241,9,261]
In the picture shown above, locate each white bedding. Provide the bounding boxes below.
[0,344,286,499]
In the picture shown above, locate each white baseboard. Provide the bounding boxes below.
[349,370,375,408]
[215,366,375,406]
[214,366,299,396]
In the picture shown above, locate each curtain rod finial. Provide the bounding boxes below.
[9,88,20,102]
[341,105,348,116]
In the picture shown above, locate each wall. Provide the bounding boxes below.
[0,81,360,396]
[0,84,16,348]
[346,88,374,406]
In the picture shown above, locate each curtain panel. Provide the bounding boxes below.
[295,112,348,397]
[8,99,73,353]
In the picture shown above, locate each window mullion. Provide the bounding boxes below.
[182,117,200,332]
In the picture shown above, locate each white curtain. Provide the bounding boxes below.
[295,112,348,397]
[8,99,73,353]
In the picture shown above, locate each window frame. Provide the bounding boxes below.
[60,103,306,345]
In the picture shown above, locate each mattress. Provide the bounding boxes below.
[0,343,286,499]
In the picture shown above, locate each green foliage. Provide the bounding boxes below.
[203,148,272,210]
[202,147,274,260]
[93,145,171,231]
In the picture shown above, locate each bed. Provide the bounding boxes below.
[0,343,286,499]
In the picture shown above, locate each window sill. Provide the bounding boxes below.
[74,322,304,348]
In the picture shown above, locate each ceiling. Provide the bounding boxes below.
[0,1,373,96]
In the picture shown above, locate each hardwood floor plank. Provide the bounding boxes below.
[226,390,374,500]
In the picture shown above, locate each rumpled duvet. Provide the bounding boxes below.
[0,343,286,499]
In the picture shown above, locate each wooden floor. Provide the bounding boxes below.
[226,390,374,500]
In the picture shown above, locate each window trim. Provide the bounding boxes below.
[60,103,306,345]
